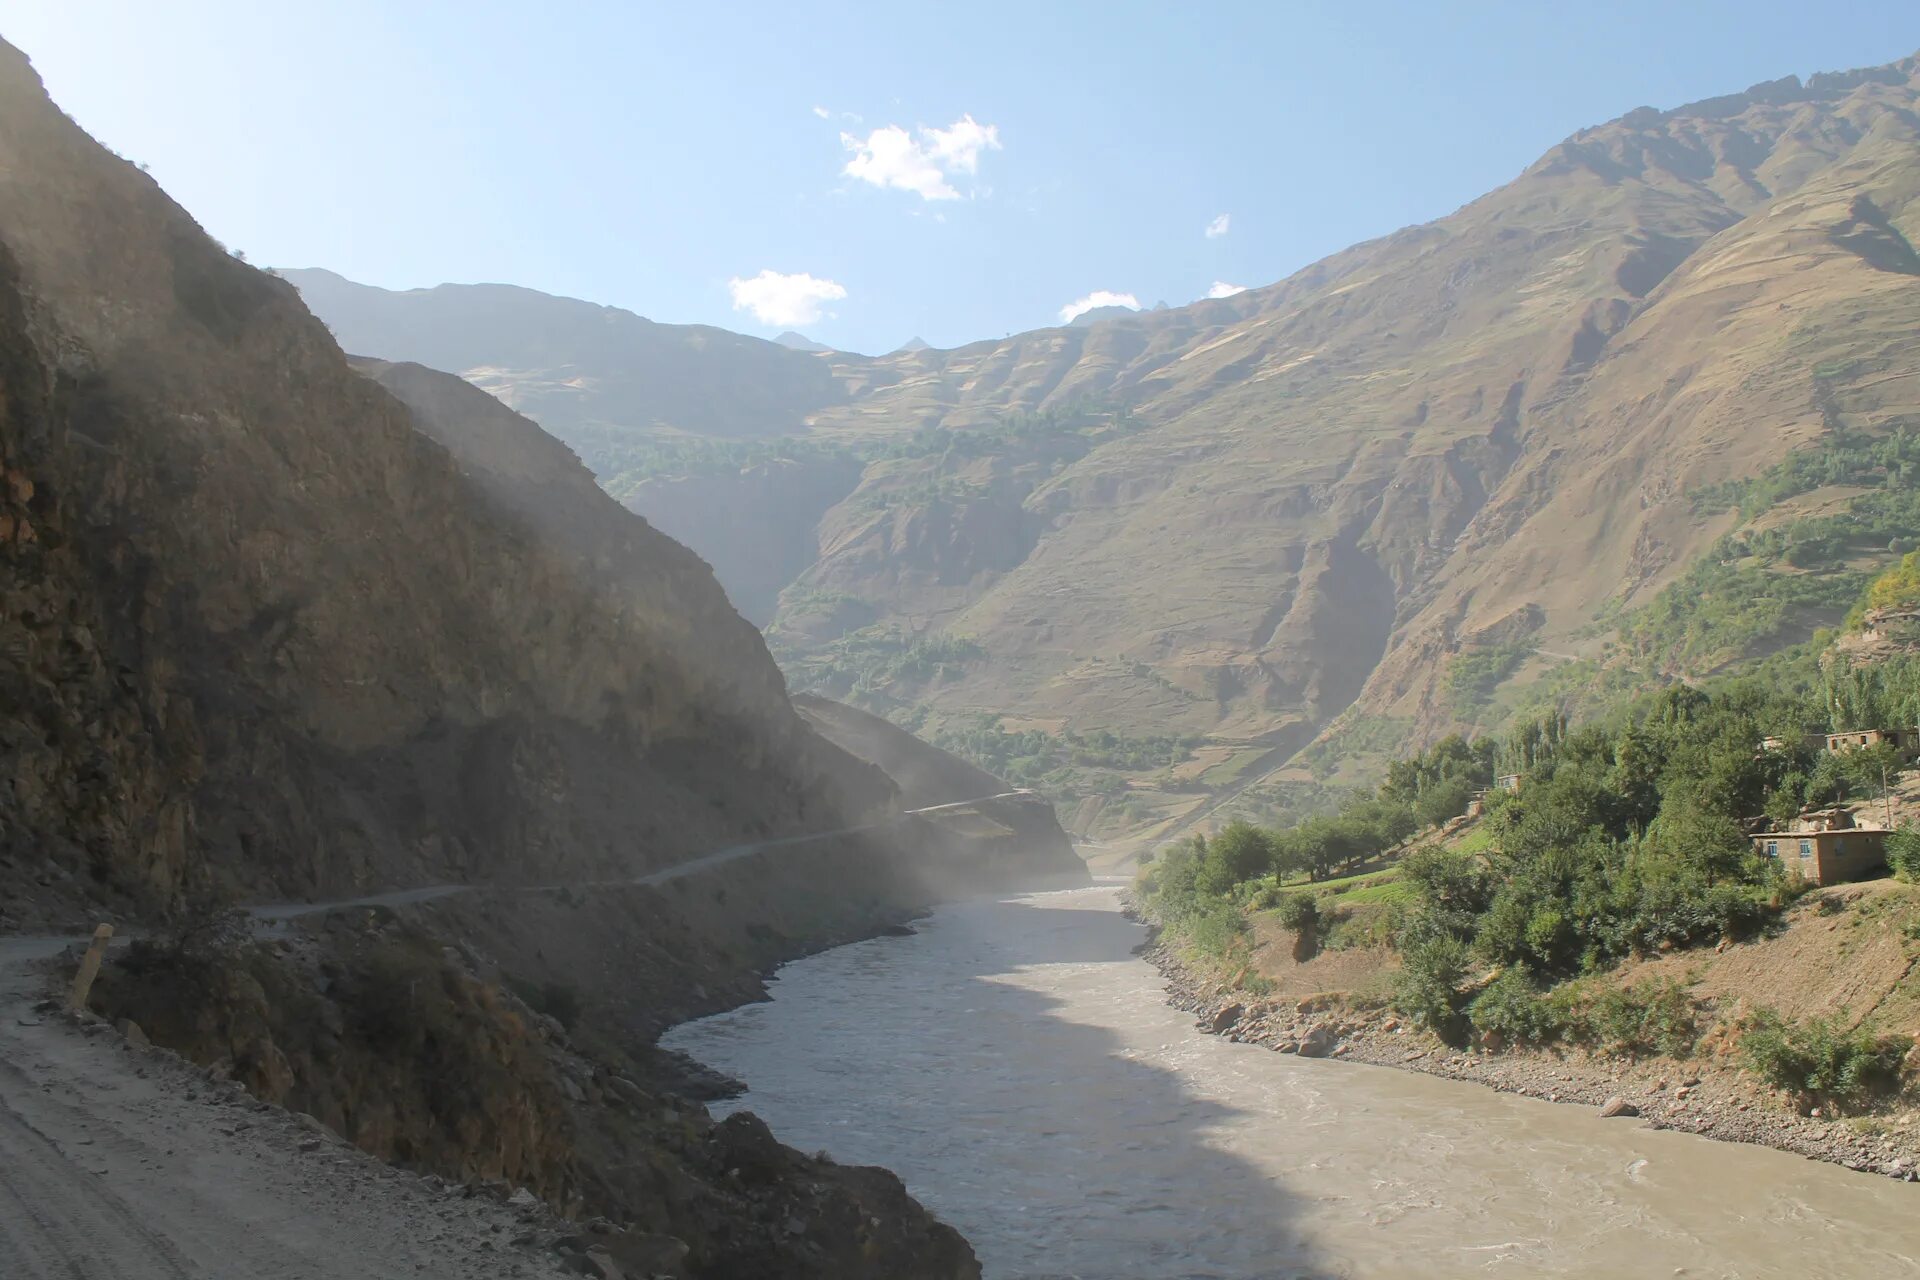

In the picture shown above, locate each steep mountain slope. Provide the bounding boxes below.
[0,34,893,916]
[290,53,1920,841]
[0,35,1055,1278]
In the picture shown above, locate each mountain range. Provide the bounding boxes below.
[286,51,1920,846]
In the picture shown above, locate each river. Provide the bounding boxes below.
[662,883,1920,1279]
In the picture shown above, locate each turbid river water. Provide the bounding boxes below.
[663,884,1920,1279]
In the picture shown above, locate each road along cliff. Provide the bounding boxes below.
[0,33,1082,1279]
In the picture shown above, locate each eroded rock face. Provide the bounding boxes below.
[0,39,891,919]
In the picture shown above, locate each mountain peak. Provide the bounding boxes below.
[1066,305,1139,328]
[775,330,833,352]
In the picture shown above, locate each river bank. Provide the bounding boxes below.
[1136,925,1920,1184]
[668,884,1920,1278]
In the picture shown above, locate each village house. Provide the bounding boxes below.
[1823,727,1920,759]
[1750,807,1889,885]
[1494,773,1522,793]
[1758,732,1828,754]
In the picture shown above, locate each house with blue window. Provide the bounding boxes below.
[1750,808,1889,886]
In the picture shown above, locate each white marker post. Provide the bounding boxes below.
[68,923,114,1012]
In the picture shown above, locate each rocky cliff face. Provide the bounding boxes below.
[0,35,1022,1277]
[286,53,1920,835]
[0,38,899,920]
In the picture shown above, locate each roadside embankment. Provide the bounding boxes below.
[49,825,1017,1280]
[0,943,578,1280]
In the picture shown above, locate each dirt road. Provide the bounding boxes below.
[0,794,1029,1277]
[0,953,571,1280]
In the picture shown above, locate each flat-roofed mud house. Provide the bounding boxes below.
[1751,808,1889,885]
[1824,728,1920,759]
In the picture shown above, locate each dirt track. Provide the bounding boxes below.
[0,794,1038,1277]
[0,951,573,1279]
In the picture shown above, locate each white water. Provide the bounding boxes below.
[664,883,1920,1279]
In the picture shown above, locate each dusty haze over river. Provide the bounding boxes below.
[666,884,1920,1279]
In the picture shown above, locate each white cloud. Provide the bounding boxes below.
[1205,213,1231,239]
[1058,290,1141,323]
[812,105,832,119]
[727,270,847,327]
[1207,281,1248,299]
[924,115,1000,175]
[841,114,1001,201]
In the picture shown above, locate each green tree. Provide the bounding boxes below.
[1195,821,1273,896]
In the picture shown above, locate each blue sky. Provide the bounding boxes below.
[9,2,1920,353]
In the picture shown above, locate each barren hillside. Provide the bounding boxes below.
[290,52,1920,841]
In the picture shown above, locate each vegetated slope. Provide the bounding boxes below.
[0,36,893,920]
[289,54,1920,843]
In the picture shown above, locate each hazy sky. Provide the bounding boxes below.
[9,2,1920,352]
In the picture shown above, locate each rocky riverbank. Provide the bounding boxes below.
[1138,928,1920,1184]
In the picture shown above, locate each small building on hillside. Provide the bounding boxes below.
[1758,732,1828,755]
[1824,728,1920,759]
[1494,773,1522,793]
[1750,808,1889,885]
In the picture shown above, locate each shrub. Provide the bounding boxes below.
[1468,966,1564,1047]
[1185,901,1247,959]
[1888,827,1920,882]
[349,942,459,1058]
[1274,891,1324,961]
[1580,979,1698,1058]
[1739,1008,1908,1109]
[1392,934,1471,1042]
[1273,892,1320,933]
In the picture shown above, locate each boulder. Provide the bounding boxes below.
[1599,1096,1639,1118]
[1210,1004,1244,1034]
[710,1111,793,1184]
[1295,1025,1336,1058]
